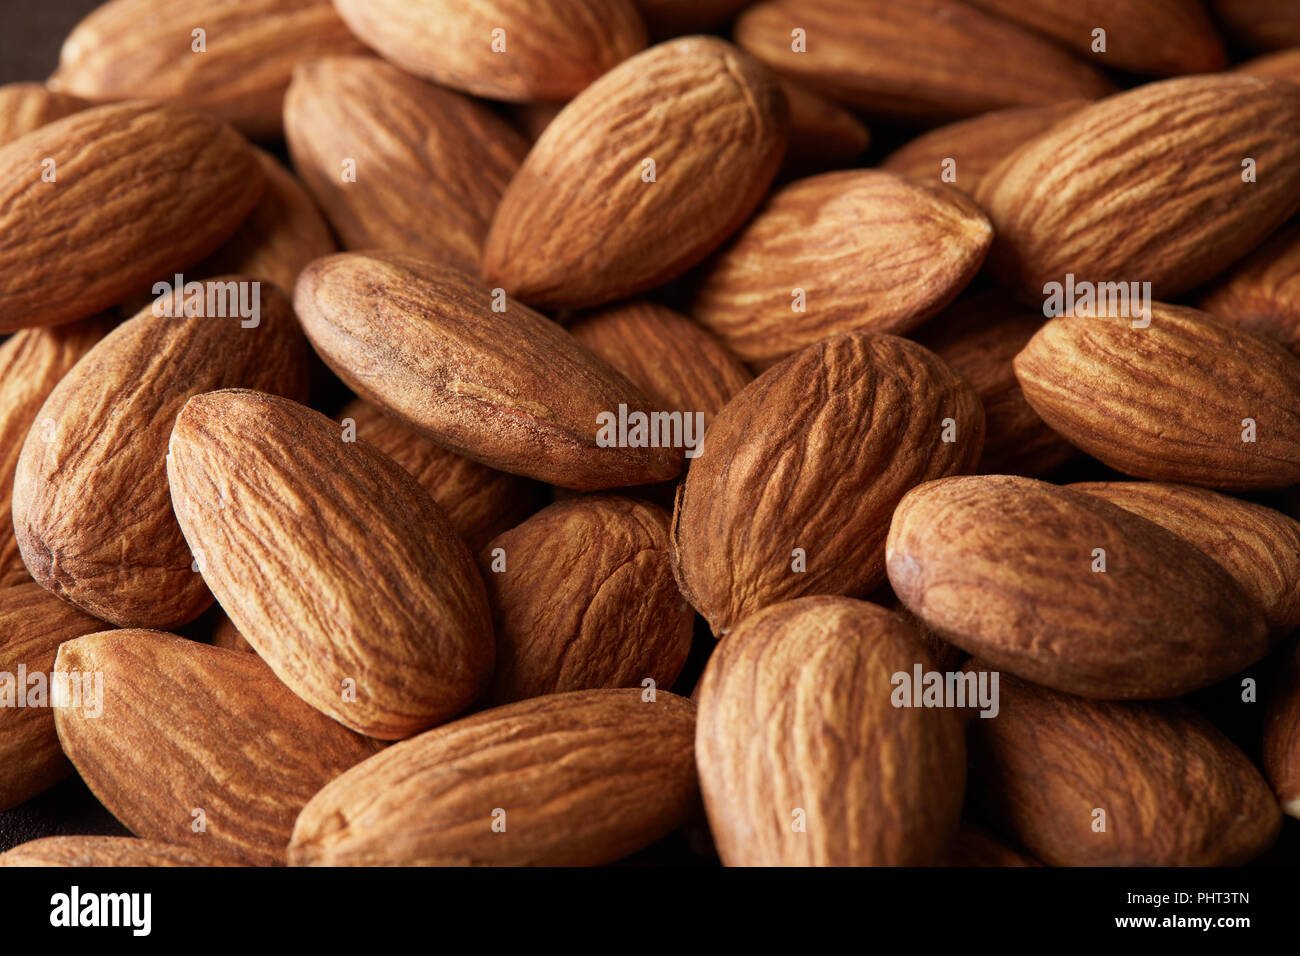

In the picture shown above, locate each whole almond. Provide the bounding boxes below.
[1198,224,1300,354]
[289,689,698,866]
[53,630,382,866]
[0,102,264,332]
[168,390,495,739]
[672,332,984,636]
[284,56,528,273]
[886,475,1270,699]
[331,0,647,101]
[977,75,1300,303]
[481,36,789,309]
[690,170,992,365]
[0,836,236,867]
[294,251,682,489]
[967,666,1282,865]
[13,282,310,628]
[479,496,693,705]
[49,0,367,139]
[1211,0,1300,52]
[1264,645,1300,818]
[0,83,87,146]
[1014,306,1300,489]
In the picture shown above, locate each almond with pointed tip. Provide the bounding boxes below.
[0,836,236,867]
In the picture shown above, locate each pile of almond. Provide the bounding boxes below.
[1,0,1299,868]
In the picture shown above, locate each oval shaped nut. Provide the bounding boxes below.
[294,251,682,490]
[0,836,237,868]
[479,496,694,705]
[695,597,965,866]
[0,583,109,811]
[0,83,87,146]
[1071,481,1300,639]
[1199,223,1300,354]
[671,332,984,636]
[690,170,992,365]
[886,476,1270,699]
[289,689,698,866]
[734,0,1112,122]
[1264,646,1300,818]
[52,630,382,866]
[284,56,528,273]
[977,75,1300,302]
[332,0,646,102]
[339,399,543,553]
[0,102,265,332]
[482,36,788,310]
[13,282,310,629]
[778,79,870,176]
[1014,306,1300,489]
[167,390,495,740]
[967,667,1282,865]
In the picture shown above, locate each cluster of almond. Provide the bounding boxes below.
[1,0,1299,868]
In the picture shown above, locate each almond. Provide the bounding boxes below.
[284,56,528,273]
[294,251,682,489]
[1236,48,1300,84]
[0,836,235,867]
[289,688,698,866]
[671,332,984,636]
[695,596,964,865]
[49,0,367,139]
[1264,644,1300,818]
[0,83,87,146]
[210,612,254,655]
[734,0,1112,122]
[13,281,310,628]
[1013,306,1300,489]
[689,170,992,365]
[966,665,1282,865]
[1198,223,1300,354]
[778,79,870,176]
[1210,0,1300,52]
[481,36,789,309]
[886,475,1270,698]
[0,102,264,332]
[977,75,1300,303]
[331,0,647,101]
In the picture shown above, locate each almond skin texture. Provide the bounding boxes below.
[482,36,789,310]
[0,83,87,146]
[671,332,984,636]
[734,0,1112,123]
[977,76,1300,303]
[294,251,682,490]
[0,583,109,811]
[284,56,528,273]
[1264,645,1300,818]
[479,497,694,705]
[289,689,698,866]
[49,0,367,139]
[331,0,647,101]
[0,102,264,332]
[967,667,1282,866]
[696,597,964,866]
[0,837,236,867]
[1071,481,1300,639]
[690,170,992,365]
[168,390,495,740]
[887,476,1270,699]
[53,630,382,866]
[12,282,310,629]
[1014,306,1300,490]
[1198,224,1300,354]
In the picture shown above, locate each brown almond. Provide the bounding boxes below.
[289,689,698,866]
[1236,48,1300,85]
[0,836,236,867]
[1211,0,1300,52]
[0,83,87,146]
[1198,224,1300,354]
[482,36,789,309]
[671,332,984,636]
[1264,644,1300,818]
[886,475,1270,699]
[210,612,254,655]
[778,79,870,176]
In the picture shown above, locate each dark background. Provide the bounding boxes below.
[1,0,102,85]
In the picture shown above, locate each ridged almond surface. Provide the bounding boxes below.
[479,497,693,705]
[1211,0,1300,52]
[734,0,1112,122]
[13,282,310,628]
[977,76,1300,302]
[671,332,984,636]
[886,476,1270,699]
[294,251,682,490]
[0,83,87,146]
[49,0,367,139]
[778,79,870,176]
[1013,306,1300,489]
[53,630,382,866]
[0,102,264,331]
[331,0,646,101]
[0,836,235,867]
[967,666,1282,865]
[481,36,789,310]
[1199,224,1300,354]
[690,170,992,364]
[289,689,698,866]
[1071,481,1300,638]
[695,597,964,866]
[284,56,528,273]
[1264,645,1300,818]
